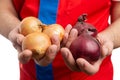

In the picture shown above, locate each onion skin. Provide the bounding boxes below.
[22,32,51,60]
[43,24,65,42]
[69,31,101,62]
[20,17,43,36]
[73,22,97,37]
[20,17,65,60]
[73,14,97,37]
[70,14,101,63]
[20,16,65,41]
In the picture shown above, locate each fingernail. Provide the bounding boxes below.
[67,24,72,28]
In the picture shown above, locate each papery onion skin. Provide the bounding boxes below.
[22,32,51,60]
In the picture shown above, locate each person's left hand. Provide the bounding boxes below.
[60,24,114,75]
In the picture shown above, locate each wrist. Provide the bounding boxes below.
[96,31,114,56]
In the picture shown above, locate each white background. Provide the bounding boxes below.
[0,35,19,80]
[0,34,120,80]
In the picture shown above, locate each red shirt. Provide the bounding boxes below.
[13,0,113,80]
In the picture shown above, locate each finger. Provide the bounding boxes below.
[66,29,78,48]
[51,34,60,51]
[65,24,72,33]
[13,43,22,53]
[35,45,58,66]
[61,33,69,47]
[76,57,103,75]
[76,58,98,74]
[12,34,25,53]
[16,34,25,45]
[8,27,20,43]
[62,24,72,46]
[18,49,32,64]
[61,48,80,71]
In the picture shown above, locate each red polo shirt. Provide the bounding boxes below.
[13,0,113,80]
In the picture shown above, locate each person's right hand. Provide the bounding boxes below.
[8,23,60,66]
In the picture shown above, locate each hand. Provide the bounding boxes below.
[60,24,114,74]
[8,23,60,66]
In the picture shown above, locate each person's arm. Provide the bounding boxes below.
[98,1,120,49]
[109,1,120,48]
[0,0,20,38]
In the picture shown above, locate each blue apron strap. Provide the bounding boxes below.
[36,0,59,80]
